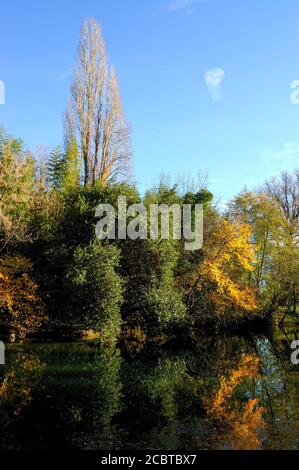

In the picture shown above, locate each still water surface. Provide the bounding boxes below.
[0,327,298,450]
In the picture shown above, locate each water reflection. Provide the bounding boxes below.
[206,354,265,450]
[0,351,45,449]
[0,327,298,450]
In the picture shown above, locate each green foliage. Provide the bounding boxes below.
[122,239,186,330]
[46,139,80,191]
[183,189,213,206]
[121,182,187,331]
[46,146,65,190]
[62,136,81,190]
[141,240,186,329]
[230,189,299,316]
[144,183,182,206]
[142,357,187,421]
[88,346,122,430]
[0,126,24,156]
[67,240,123,343]
[0,141,35,248]
[1,125,298,336]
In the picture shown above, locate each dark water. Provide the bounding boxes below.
[0,327,299,450]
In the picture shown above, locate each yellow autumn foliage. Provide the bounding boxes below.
[186,218,258,315]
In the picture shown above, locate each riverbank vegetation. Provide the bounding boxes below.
[0,19,298,343]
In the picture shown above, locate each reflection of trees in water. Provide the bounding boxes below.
[0,344,124,450]
[142,357,187,421]
[187,330,298,450]
[71,345,123,450]
[91,331,298,450]
[116,353,195,450]
[205,354,265,450]
[88,346,123,431]
[252,332,299,449]
[0,351,45,449]
[73,349,190,449]
[0,329,298,450]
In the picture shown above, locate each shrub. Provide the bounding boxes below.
[0,256,46,338]
[67,240,123,344]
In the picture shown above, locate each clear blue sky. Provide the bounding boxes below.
[1,0,299,202]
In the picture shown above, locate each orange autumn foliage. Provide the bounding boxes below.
[231,397,265,450]
[0,256,46,335]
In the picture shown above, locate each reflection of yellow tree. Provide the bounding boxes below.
[207,354,265,450]
[0,353,45,421]
[122,326,147,356]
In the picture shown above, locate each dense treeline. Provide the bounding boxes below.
[0,126,298,342]
[0,19,298,342]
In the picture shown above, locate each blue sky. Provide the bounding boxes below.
[1,0,299,202]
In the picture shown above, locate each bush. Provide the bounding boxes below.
[67,240,123,344]
[0,256,46,338]
[121,238,186,332]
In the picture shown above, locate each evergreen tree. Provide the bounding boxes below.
[46,146,65,189]
[67,240,123,344]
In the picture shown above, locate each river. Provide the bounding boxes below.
[0,326,298,450]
